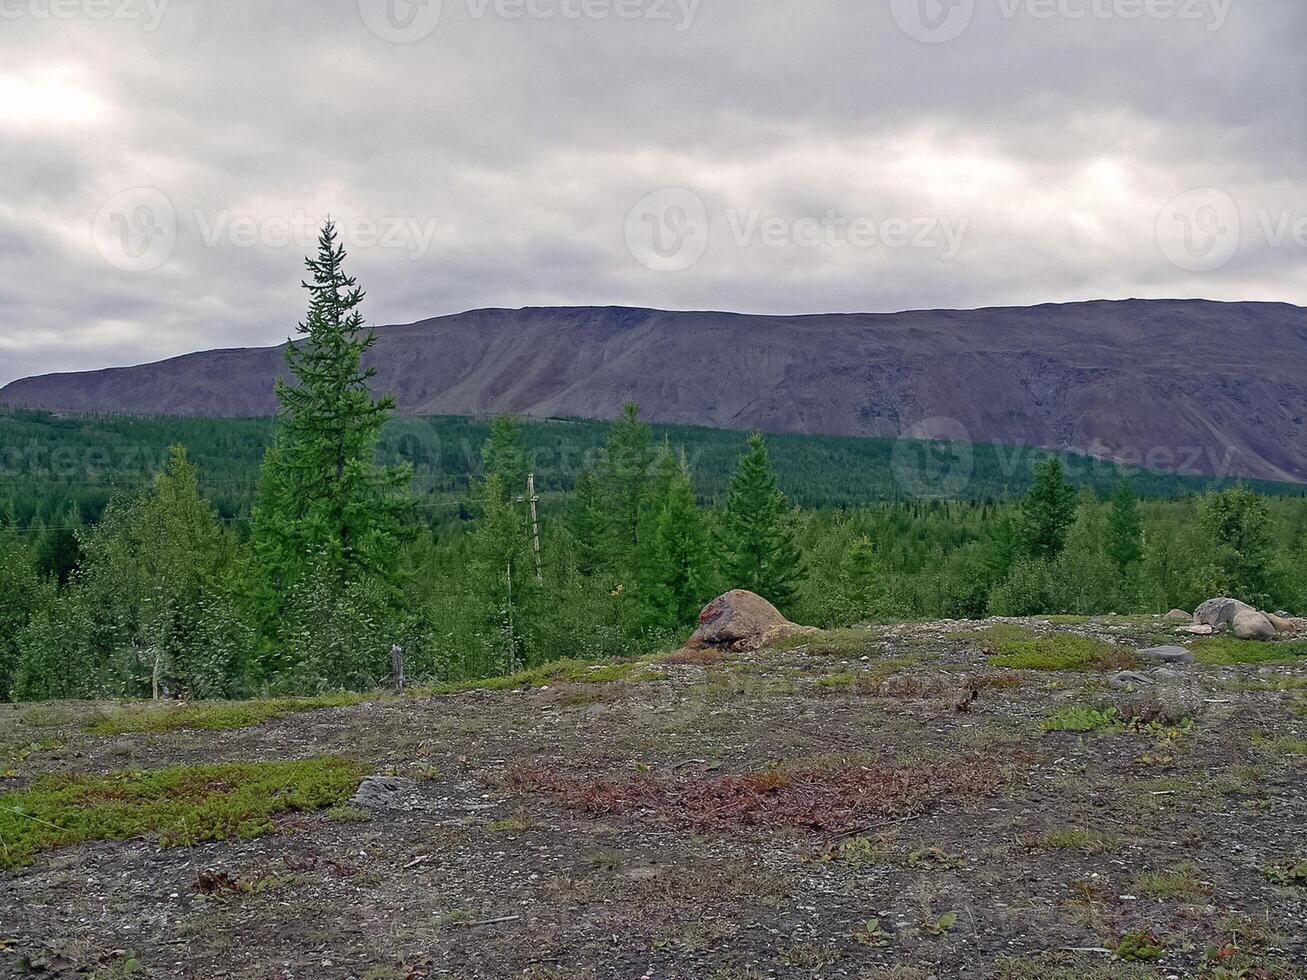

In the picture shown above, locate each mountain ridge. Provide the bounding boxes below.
[4,299,1306,482]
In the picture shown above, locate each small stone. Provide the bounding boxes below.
[1109,671,1153,690]
[1137,645,1196,666]
[1164,609,1191,621]
[350,775,419,810]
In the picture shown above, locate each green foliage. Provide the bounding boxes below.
[1040,705,1121,732]
[1192,485,1276,606]
[1133,864,1210,901]
[481,414,529,501]
[1114,929,1164,962]
[13,447,255,701]
[87,692,367,735]
[1262,859,1307,886]
[719,433,805,611]
[639,445,715,630]
[599,402,655,573]
[0,757,365,868]
[0,518,52,700]
[251,221,412,620]
[1021,456,1079,560]
[981,628,1130,671]
[1193,637,1307,666]
[1107,476,1144,572]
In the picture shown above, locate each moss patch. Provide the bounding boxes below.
[979,626,1133,672]
[1193,637,1307,667]
[0,757,365,868]
[88,693,369,735]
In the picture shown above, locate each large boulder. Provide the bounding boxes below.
[686,590,818,653]
[1267,613,1299,634]
[1194,597,1255,629]
[1232,609,1276,641]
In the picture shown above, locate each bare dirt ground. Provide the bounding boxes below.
[2,616,1306,979]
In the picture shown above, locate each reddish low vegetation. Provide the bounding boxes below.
[505,755,1010,833]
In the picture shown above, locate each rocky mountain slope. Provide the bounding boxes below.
[3,299,1305,481]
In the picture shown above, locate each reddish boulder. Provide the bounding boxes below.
[686,590,818,653]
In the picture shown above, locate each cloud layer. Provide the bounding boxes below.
[1,0,1304,384]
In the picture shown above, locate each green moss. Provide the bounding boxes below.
[418,657,657,695]
[88,692,368,735]
[979,627,1131,671]
[1114,929,1164,962]
[1193,637,1307,666]
[774,628,881,658]
[1251,731,1307,756]
[0,757,365,868]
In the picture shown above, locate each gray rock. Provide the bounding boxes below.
[1232,608,1276,641]
[350,775,420,810]
[1164,609,1191,621]
[1109,670,1154,690]
[1137,645,1196,665]
[1194,597,1254,628]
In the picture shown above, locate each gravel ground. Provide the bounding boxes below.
[2,615,1305,979]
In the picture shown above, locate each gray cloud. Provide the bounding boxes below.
[0,0,1304,384]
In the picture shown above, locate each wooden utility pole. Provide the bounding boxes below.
[391,645,405,694]
[527,472,543,582]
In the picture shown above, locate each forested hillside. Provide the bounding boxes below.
[3,407,1300,532]
[2,227,1304,704]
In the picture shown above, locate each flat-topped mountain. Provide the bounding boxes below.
[3,299,1305,481]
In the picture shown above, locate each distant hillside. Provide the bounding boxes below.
[2,409,1301,530]
[3,300,1305,482]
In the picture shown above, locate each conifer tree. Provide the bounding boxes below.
[719,433,805,609]
[482,414,529,502]
[252,221,412,594]
[1106,476,1143,573]
[599,402,654,572]
[468,473,534,673]
[1020,456,1078,560]
[642,446,712,628]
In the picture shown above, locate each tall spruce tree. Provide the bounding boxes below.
[1020,456,1078,560]
[252,221,412,595]
[719,433,804,609]
[1106,476,1144,573]
[641,445,712,629]
[482,414,529,502]
[599,402,654,572]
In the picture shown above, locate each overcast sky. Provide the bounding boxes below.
[1,0,1304,384]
